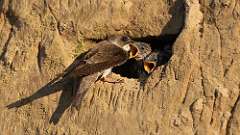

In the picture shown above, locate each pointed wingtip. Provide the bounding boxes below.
[49,118,58,125]
[5,98,29,109]
[6,102,18,109]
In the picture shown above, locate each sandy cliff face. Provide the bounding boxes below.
[0,0,240,134]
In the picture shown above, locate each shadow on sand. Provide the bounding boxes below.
[6,75,80,124]
[6,52,89,124]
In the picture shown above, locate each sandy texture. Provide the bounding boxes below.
[1,0,240,134]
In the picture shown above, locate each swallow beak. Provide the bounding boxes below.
[143,61,156,74]
[129,44,139,59]
[133,54,144,60]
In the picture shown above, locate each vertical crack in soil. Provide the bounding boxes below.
[0,27,14,65]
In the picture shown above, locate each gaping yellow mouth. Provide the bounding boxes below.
[144,61,156,74]
[129,44,139,58]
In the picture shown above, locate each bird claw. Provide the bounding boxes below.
[116,79,124,84]
[101,78,124,84]
[115,79,125,83]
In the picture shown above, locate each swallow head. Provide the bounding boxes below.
[108,36,152,60]
[128,42,152,60]
[143,52,159,74]
[108,35,132,47]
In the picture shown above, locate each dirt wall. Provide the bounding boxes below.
[1,0,240,134]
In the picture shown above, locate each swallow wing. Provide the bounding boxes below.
[59,48,99,78]
[72,41,129,76]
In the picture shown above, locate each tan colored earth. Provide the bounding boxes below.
[1,0,240,134]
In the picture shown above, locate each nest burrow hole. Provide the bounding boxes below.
[112,34,179,79]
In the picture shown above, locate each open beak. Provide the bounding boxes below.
[143,61,156,74]
[129,44,139,59]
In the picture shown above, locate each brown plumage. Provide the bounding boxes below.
[69,37,153,107]
[69,41,130,77]
[67,40,132,108]
[54,39,132,81]
[61,37,134,107]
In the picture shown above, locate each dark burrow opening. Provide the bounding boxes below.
[112,34,179,79]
